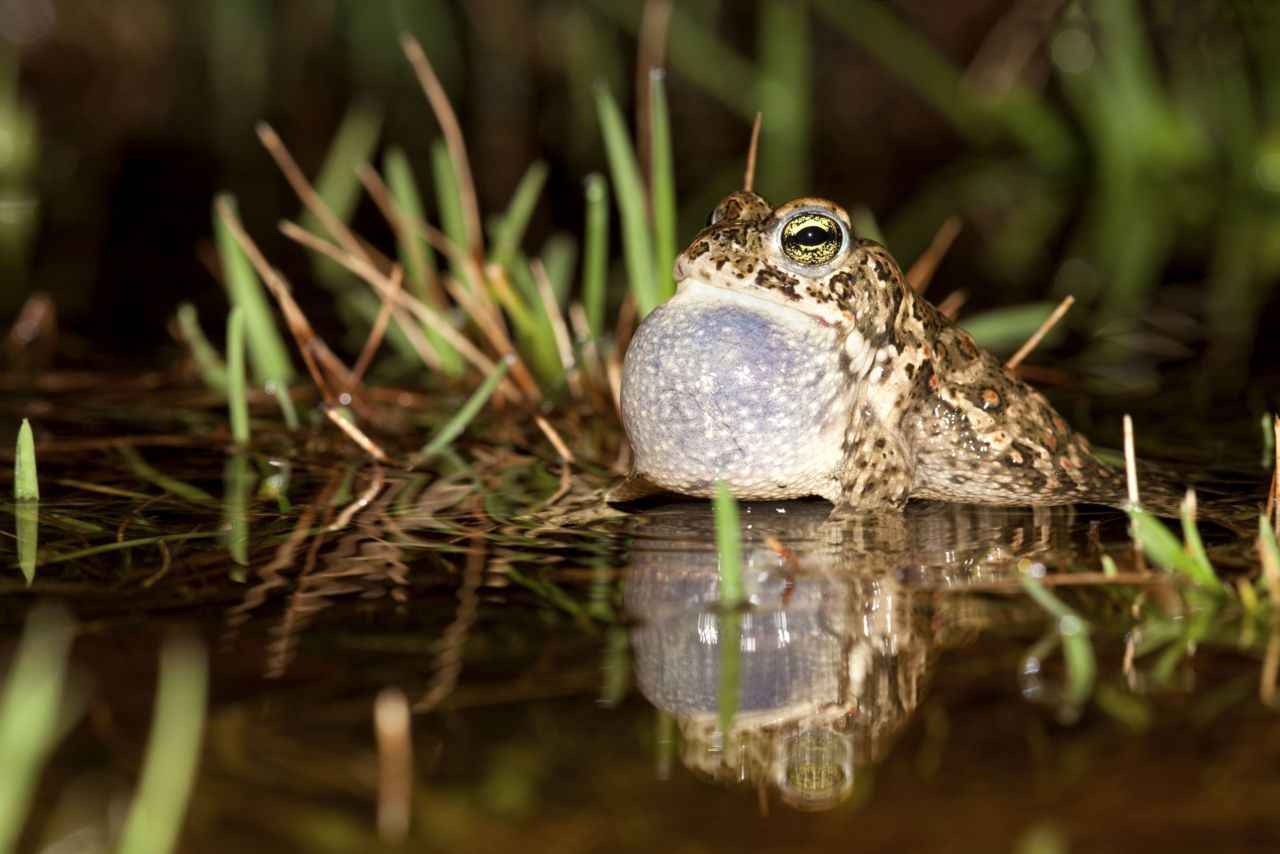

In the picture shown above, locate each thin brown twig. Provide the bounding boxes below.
[400,34,483,261]
[1006,295,1075,370]
[935,289,968,320]
[744,112,763,193]
[906,216,962,294]
[277,220,498,378]
[215,198,348,404]
[256,123,372,264]
[345,267,403,397]
[323,406,391,463]
[534,415,575,463]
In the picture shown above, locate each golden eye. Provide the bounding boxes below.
[780,212,843,266]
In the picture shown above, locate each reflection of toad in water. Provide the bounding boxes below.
[625,500,1079,810]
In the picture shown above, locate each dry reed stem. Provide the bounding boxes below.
[1261,520,1280,611]
[374,687,413,843]
[277,220,498,377]
[1123,414,1139,507]
[215,199,347,404]
[400,34,483,261]
[323,405,391,463]
[534,415,575,463]
[354,163,445,305]
[256,123,373,265]
[1006,295,1076,370]
[346,266,403,395]
[936,288,968,320]
[744,112,763,193]
[906,216,962,294]
[635,0,673,177]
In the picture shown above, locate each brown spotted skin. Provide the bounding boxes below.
[617,190,1120,513]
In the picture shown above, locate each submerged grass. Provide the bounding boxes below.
[0,604,75,854]
[116,636,208,854]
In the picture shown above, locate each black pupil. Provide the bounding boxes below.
[796,225,831,246]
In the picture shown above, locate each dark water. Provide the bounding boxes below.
[2,389,1278,853]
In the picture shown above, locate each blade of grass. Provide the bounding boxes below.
[174,303,228,392]
[14,418,36,501]
[118,447,214,503]
[757,0,811,199]
[1179,489,1219,592]
[0,604,75,853]
[1259,516,1280,607]
[1128,506,1221,591]
[714,481,743,608]
[1021,576,1095,710]
[115,635,208,854]
[382,148,463,376]
[226,306,249,448]
[412,354,515,464]
[301,97,384,234]
[582,173,609,341]
[595,83,657,316]
[222,454,255,567]
[489,161,549,268]
[15,501,36,583]
[717,609,742,739]
[213,195,298,430]
[648,71,676,305]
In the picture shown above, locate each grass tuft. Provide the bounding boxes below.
[581,173,610,342]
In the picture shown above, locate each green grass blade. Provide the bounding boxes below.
[648,71,677,305]
[713,481,743,608]
[717,609,742,739]
[213,195,297,428]
[1263,412,1275,470]
[115,635,208,854]
[757,0,812,199]
[490,161,549,267]
[1128,507,1220,590]
[1021,576,1095,710]
[581,173,609,341]
[303,97,383,229]
[383,147,464,376]
[413,355,514,463]
[383,147,435,301]
[431,139,469,278]
[1179,490,1221,593]
[0,604,75,852]
[226,306,249,448]
[14,418,37,501]
[174,303,228,392]
[222,454,255,567]
[594,83,657,316]
[117,447,215,503]
[15,501,36,583]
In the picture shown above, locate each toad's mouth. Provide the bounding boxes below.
[675,277,837,327]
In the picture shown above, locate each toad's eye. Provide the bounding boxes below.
[780,212,843,266]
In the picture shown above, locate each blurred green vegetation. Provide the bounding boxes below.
[2,0,1278,398]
